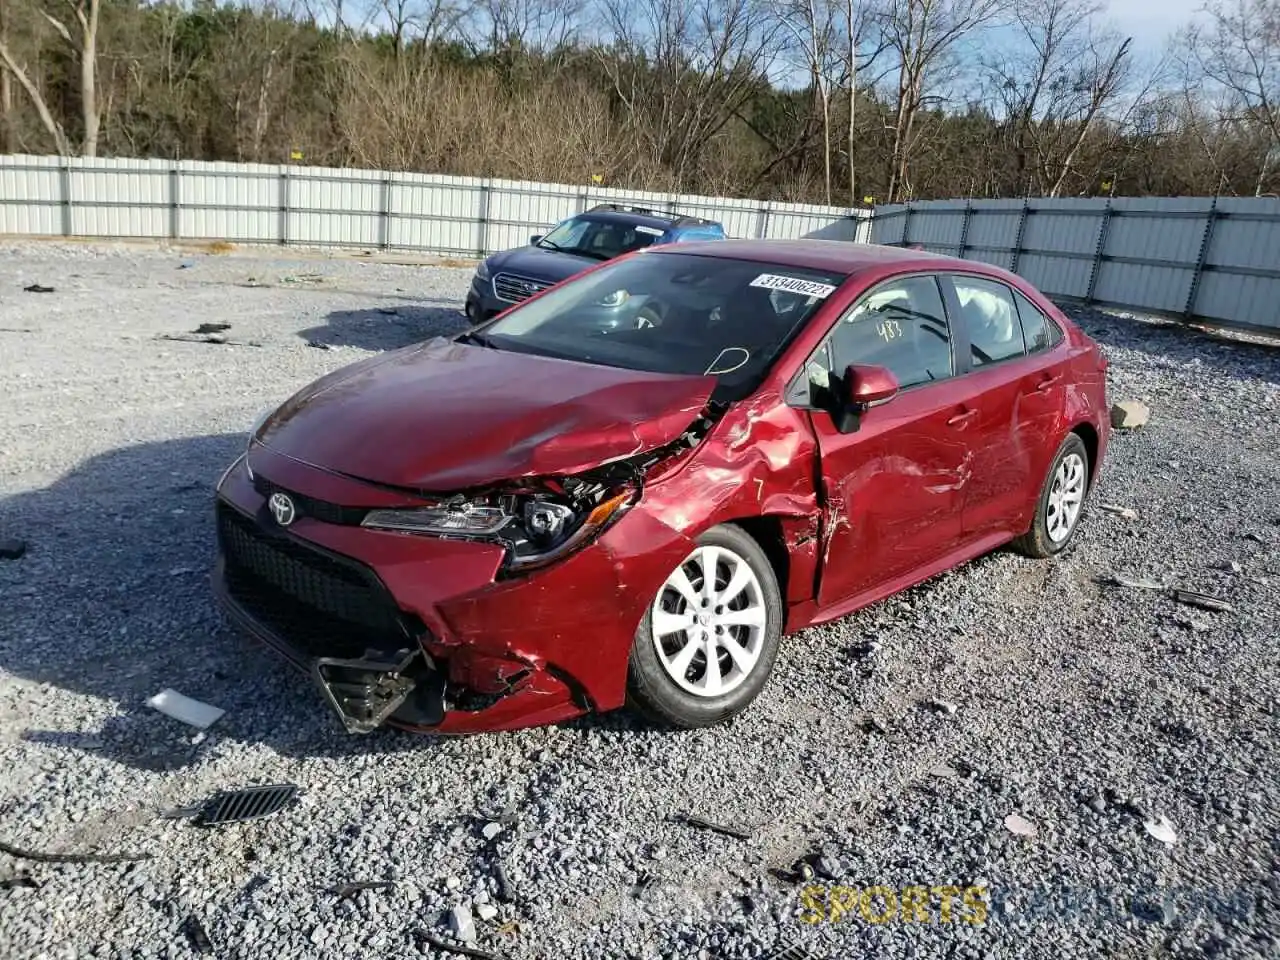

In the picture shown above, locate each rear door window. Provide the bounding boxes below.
[1012,288,1064,352]
[951,276,1026,367]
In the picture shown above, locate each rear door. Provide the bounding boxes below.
[940,273,1070,539]
[786,273,987,607]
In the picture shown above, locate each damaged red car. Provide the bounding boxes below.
[212,239,1110,735]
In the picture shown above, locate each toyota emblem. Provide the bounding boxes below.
[268,492,296,527]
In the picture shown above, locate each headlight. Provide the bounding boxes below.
[245,407,275,481]
[360,484,636,573]
[475,260,492,282]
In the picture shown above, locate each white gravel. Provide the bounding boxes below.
[0,239,1277,959]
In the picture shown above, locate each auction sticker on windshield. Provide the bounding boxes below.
[749,274,837,299]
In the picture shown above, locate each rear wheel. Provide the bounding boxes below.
[1014,432,1090,558]
[626,524,783,728]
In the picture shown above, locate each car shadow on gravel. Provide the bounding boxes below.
[300,304,469,352]
[0,434,513,774]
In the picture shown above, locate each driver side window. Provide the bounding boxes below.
[805,275,954,401]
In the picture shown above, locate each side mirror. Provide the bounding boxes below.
[830,363,899,433]
[530,234,543,246]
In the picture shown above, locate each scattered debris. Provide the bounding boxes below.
[194,322,232,335]
[281,273,325,284]
[413,932,506,960]
[448,904,477,943]
[480,822,503,842]
[927,698,958,716]
[1221,561,1243,573]
[377,307,399,315]
[182,915,214,955]
[851,640,881,657]
[156,333,261,347]
[1144,815,1178,846]
[1098,572,1165,591]
[476,903,499,922]
[305,340,331,350]
[146,688,225,729]
[1110,399,1151,429]
[1099,503,1139,520]
[866,716,889,735]
[1172,589,1235,614]
[762,941,821,960]
[814,855,842,880]
[0,874,39,891]
[23,283,54,293]
[677,812,752,841]
[0,837,152,864]
[1004,813,1038,838]
[0,327,34,334]
[161,783,301,827]
[0,539,28,561]
[1088,794,1106,814]
[929,764,959,779]
[1244,531,1267,543]
[327,880,394,900]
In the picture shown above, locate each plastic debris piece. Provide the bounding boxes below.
[1099,503,1139,520]
[414,933,506,960]
[1172,589,1235,613]
[1144,815,1178,845]
[928,697,958,715]
[0,539,27,560]
[146,689,225,729]
[0,874,39,890]
[1004,813,1038,838]
[0,837,152,864]
[678,812,752,840]
[193,323,231,335]
[23,284,54,293]
[161,783,300,827]
[327,880,394,900]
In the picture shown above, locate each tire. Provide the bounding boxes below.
[1013,431,1090,559]
[626,524,783,729]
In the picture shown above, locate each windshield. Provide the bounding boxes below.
[469,251,849,400]
[536,216,666,260]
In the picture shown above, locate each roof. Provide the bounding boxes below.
[579,203,721,230]
[648,237,1011,281]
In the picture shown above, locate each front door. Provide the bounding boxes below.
[792,274,981,608]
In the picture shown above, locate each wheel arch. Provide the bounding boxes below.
[1068,420,1100,486]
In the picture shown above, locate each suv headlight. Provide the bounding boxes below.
[475,259,492,282]
[360,483,636,573]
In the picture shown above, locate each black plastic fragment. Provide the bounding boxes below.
[327,879,394,900]
[0,874,39,890]
[23,284,54,293]
[412,931,506,960]
[0,837,152,864]
[164,783,301,827]
[0,539,27,560]
[183,915,214,954]
[194,323,232,335]
[676,812,752,840]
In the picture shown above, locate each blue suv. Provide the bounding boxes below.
[464,204,727,323]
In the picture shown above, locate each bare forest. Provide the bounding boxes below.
[0,0,1277,203]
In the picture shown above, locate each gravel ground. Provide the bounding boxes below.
[0,238,1277,960]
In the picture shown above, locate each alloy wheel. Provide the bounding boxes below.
[1046,451,1086,543]
[650,545,767,698]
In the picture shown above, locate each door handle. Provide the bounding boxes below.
[947,408,978,427]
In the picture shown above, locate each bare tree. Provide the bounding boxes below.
[985,0,1133,196]
[879,0,1008,202]
[597,0,782,190]
[474,0,583,60]
[775,0,839,202]
[1179,0,1280,196]
[32,0,102,155]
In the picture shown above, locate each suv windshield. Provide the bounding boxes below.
[536,216,666,260]
[471,251,849,400]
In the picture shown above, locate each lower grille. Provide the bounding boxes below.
[493,273,552,303]
[216,501,413,659]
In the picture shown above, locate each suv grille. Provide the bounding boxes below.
[493,273,552,304]
[217,501,412,659]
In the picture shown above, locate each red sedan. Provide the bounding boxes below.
[212,239,1110,735]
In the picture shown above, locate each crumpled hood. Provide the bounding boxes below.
[257,337,716,492]
[486,245,600,284]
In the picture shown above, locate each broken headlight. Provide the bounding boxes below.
[360,483,636,573]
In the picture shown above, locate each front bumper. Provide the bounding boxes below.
[464,275,505,322]
[211,446,692,735]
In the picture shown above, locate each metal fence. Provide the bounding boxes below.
[869,196,1280,334]
[0,154,871,257]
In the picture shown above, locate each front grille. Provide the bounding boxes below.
[493,273,552,303]
[217,501,412,659]
[251,476,368,526]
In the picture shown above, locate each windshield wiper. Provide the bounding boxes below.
[537,239,565,251]
[457,330,499,349]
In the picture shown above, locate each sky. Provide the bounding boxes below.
[1102,0,1206,56]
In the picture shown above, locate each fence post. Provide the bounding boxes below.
[169,164,181,240]
[901,201,912,246]
[1009,198,1029,274]
[476,179,492,258]
[379,175,393,251]
[59,162,73,237]
[958,198,973,259]
[577,190,588,214]
[278,167,290,246]
[755,202,770,239]
[1085,199,1112,303]
[1184,197,1218,319]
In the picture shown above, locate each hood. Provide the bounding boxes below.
[487,245,602,284]
[257,337,716,492]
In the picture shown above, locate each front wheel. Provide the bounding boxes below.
[1014,432,1090,558]
[626,524,783,729]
